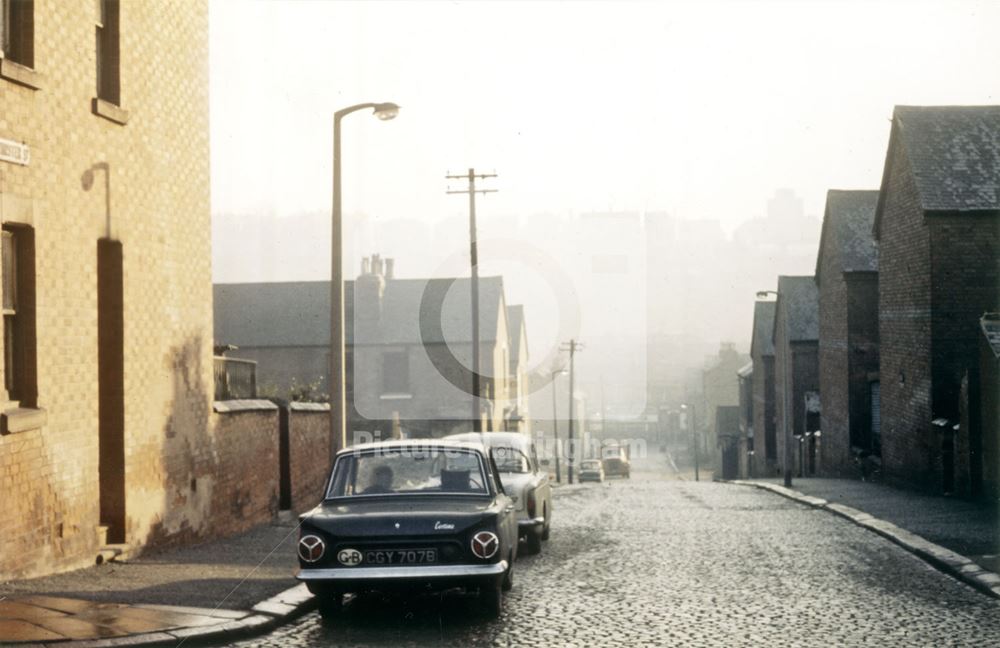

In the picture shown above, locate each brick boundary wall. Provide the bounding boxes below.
[144,403,280,552]
[288,405,332,512]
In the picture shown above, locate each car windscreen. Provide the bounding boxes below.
[327,448,489,497]
[491,446,531,473]
[581,460,601,469]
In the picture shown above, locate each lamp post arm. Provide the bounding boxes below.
[334,103,380,121]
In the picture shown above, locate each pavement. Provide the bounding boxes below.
[0,515,312,646]
[732,476,1000,599]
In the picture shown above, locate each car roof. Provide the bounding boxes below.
[336,438,486,456]
[447,431,532,450]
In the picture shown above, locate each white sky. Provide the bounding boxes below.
[210,0,1000,227]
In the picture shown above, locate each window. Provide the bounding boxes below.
[382,351,409,395]
[96,0,120,105]
[0,0,33,68]
[2,230,17,398]
[1,224,35,407]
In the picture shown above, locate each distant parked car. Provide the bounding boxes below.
[296,439,519,618]
[578,459,605,482]
[448,432,553,555]
[601,445,631,478]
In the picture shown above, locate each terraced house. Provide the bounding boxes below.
[0,1,264,580]
[814,190,880,477]
[874,105,1000,496]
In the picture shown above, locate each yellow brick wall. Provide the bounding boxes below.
[0,0,212,579]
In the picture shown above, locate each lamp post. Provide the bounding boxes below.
[330,102,399,462]
[551,368,568,483]
[561,340,584,484]
[757,289,792,487]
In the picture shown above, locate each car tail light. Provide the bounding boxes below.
[526,491,536,517]
[470,531,499,559]
[298,534,326,563]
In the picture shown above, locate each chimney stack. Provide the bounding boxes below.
[385,258,394,280]
[356,253,386,323]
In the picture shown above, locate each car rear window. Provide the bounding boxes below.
[327,448,490,497]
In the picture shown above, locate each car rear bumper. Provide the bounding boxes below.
[518,516,544,530]
[297,561,508,582]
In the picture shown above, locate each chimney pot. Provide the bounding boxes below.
[385,258,395,280]
[361,257,371,275]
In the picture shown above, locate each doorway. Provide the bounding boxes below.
[98,239,125,543]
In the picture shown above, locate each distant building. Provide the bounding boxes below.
[701,343,750,464]
[815,190,880,476]
[749,301,778,477]
[874,106,1000,494]
[773,276,820,476]
[506,305,531,433]
[214,257,528,438]
[716,405,742,480]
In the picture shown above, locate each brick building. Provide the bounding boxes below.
[874,105,1000,494]
[214,257,529,439]
[749,300,777,477]
[0,1,265,579]
[773,276,820,477]
[977,316,1000,497]
[815,190,880,477]
[700,343,749,465]
[715,405,741,480]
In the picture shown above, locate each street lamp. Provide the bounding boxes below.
[330,102,399,462]
[550,368,568,483]
[757,289,792,487]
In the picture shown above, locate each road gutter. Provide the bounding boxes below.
[730,480,1000,600]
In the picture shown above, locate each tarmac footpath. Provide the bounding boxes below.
[0,515,314,647]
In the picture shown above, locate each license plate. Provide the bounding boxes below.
[364,548,438,565]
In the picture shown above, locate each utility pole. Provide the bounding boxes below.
[561,339,584,484]
[692,405,699,481]
[446,169,497,432]
[550,369,565,483]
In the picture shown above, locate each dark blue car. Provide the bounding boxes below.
[296,440,519,617]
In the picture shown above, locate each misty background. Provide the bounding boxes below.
[210,0,1000,420]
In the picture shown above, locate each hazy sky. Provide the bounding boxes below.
[211,0,1000,229]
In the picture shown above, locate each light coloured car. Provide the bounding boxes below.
[448,432,553,555]
[578,459,605,483]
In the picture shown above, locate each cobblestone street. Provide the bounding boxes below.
[229,457,1000,647]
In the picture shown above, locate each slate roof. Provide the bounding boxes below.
[507,305,526,367]
[815,190,879,282]
[875,106,1000,235]
[751,300,776,358]
[896,106,1000,211]
[774,276,819,343]
[214,277,506,349]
